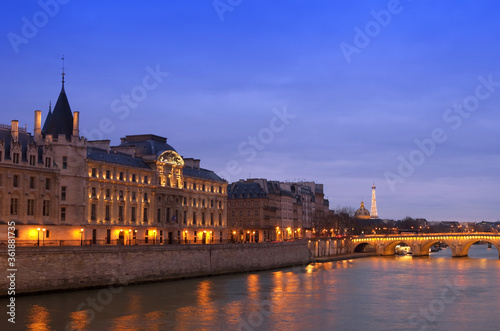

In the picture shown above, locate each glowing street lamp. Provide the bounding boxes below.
[42,228,46,246]
[153,230,157,245]
[37,227,40,246]
[80,228,84,246]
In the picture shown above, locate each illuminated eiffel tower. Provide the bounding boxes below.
[370,183,378,219]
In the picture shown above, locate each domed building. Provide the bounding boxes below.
[355,201,371,219]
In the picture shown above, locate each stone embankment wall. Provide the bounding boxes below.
[307,238,348,258]
[1,241,312,296]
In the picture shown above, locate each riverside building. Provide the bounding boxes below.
[0,75,227,245]
[227,179,330,242]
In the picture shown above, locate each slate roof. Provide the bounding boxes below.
[42,85,74,139]
[117,134,176,156]
[87,147,151,169]
[228,182,267,199]
[183,166,225,183]
[0,127,36,163]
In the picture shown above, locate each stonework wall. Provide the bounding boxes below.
[1,241,312,296]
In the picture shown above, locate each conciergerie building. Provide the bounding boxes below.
[0,74,228,245]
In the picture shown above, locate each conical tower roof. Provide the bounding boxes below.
[42,82,74,139]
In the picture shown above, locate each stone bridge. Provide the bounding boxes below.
[348,233,500,258]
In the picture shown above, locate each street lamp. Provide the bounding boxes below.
[80,228,84,246]
[37,228,40,246]
[153,230,157,245]
[128,229,132,245]
[42,228,46,246]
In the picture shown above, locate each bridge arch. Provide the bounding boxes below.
[382,240,411,255]
[458,239,500,258]
[416,240,453,257]
[353,242,376,253]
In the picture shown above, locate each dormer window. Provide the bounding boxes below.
[13,153,20,164]
[45,157,51,168]
[29,155,36,166]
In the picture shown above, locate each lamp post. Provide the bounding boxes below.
[37,227,40,246]
[134,229,137,245]
[128,229,132,245]
[153,230,157,245]
[42,228,46,246]
[80,228,84,246]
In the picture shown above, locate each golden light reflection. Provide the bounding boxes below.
[142,311,165,331]
[247,274,260,293]
[196,280,213,306]
[193,280,216,326]
[110,313,140,331]
[27,305,51,331]
[67,310,90,331]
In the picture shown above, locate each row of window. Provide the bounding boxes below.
[187,211,223,227]
[228,201,260,207]
[183,197,223,209]
[0,151,57,168]
[232,210,260,217]
[90,167,149,184]
[0,174,53,190]
[184,182,223,194]
[90,187,150,202]
[90,204,149,223]
[90,204,223,226]
[9,198,51,217]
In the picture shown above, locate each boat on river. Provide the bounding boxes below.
[395,245,411,255]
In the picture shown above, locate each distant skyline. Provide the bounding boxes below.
[1,1,499,222]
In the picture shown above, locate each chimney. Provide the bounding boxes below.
[34,110,42,141]
[11,120,19,142]
[73,111,80,137]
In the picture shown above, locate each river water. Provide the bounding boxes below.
[2,244,499,331]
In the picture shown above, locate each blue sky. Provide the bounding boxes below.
[1,0,499,222]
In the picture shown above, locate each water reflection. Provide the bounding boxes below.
[26,305,51,331]
[67,310,90,331]
[5,245,499,331]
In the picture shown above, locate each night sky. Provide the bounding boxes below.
[1,1,499,222]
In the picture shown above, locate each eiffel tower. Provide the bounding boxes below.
[370,183,378,219]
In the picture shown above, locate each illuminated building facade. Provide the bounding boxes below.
[227,179,329,242]
[0,78,227,245]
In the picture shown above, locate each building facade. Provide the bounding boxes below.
[227,179,331,242]
[0,78,228,245]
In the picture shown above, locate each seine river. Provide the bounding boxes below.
[2,244,499,331]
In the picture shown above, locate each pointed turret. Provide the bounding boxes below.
[42,64,74,139]
[41,101,52,134]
